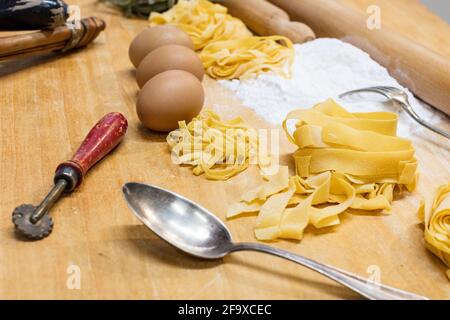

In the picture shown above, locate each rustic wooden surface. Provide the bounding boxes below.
[0,0,449,299]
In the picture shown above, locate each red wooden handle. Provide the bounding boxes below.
[57,112,128,187]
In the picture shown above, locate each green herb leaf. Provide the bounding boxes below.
[98,0,219,18]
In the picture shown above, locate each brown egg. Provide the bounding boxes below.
[136,45,204,88]
[137,70,204,132]
[129,25,194,68]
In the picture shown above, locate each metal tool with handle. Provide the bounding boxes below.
[12,112,128,240]
[123,182,429,300]
[339,86,450,139]
[231,243,426,300]
[267,0,450,116]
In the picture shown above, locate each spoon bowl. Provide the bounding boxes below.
[123,182,429,300]
[123,182,233,259]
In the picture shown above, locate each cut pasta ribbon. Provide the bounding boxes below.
[418,183,450,280]
[200,36,293,80]
[228,99,418,241]
[167,110,269,181]
[149,0,294,79]
[149,0,251,51]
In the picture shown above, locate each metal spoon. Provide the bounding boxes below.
[122,182,428,300]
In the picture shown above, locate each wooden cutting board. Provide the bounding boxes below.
[0,0,449,299]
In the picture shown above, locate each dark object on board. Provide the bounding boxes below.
[98,0,177,18]
[0,17,106,60]
[0,0,69,30]
[98,0,219,18]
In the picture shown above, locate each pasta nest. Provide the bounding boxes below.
[167,110,270,180]
[149,0,294,79]
[419,183,450,279]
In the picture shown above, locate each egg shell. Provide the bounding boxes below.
[129,25,194,68]
[136,45,204,88]
[137,70,204,132]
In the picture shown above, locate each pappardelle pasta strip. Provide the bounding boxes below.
[228,99,418,242]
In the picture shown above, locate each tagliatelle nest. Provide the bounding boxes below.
[149,0,251,50]
[200,36,294,80]
[149,0,294,79]
[166,110,270,181]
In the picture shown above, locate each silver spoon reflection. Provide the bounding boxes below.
[123,182,428,300]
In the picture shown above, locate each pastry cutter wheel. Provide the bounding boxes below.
[12,112,128,240]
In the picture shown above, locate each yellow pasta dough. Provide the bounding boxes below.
[167,110,267,180]
[149,0,251,51]
[228,99,418,241]
[149,0,294,79]
[200,36,294,80]
[284,99,417,186]
[418,183,450,279]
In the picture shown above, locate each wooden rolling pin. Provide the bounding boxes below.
[267,0,450,116]
[221,0,315,43]
[0,17,105,60]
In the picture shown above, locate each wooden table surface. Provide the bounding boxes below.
[1,0,449,299]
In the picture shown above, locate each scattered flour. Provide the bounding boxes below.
[219,38,445,137]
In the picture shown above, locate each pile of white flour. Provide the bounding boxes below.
[219,38,445,137]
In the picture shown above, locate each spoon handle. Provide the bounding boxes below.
[231,242,428,300]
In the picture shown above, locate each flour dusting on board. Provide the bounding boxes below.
[219,38,444,137]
